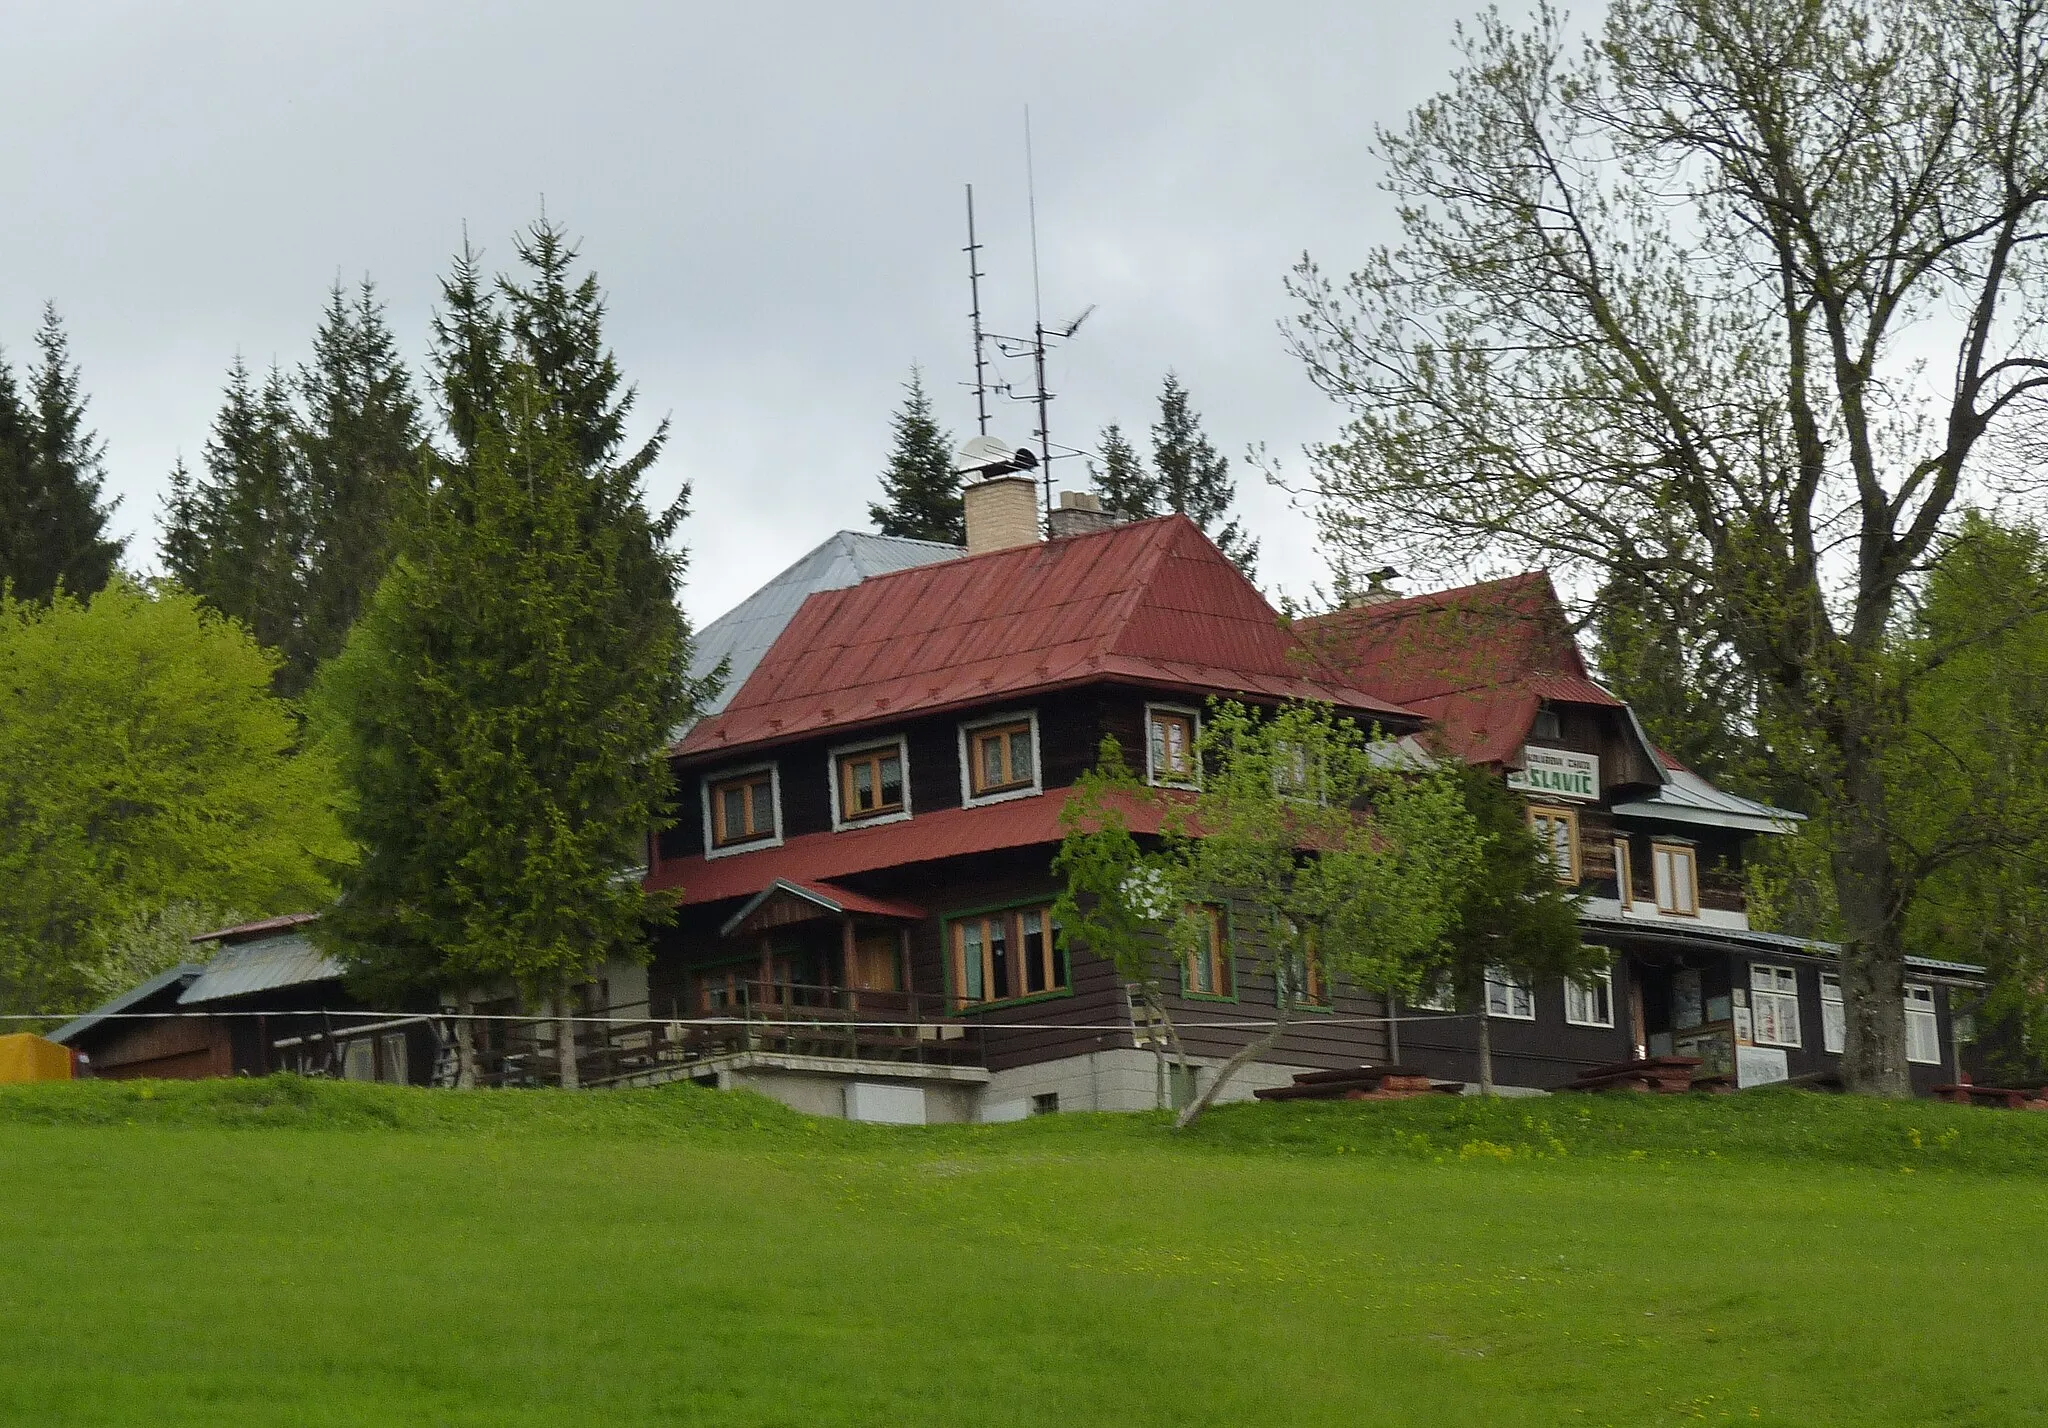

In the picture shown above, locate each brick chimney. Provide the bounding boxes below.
[1048,490,1120,540]
[963,474,1042,555]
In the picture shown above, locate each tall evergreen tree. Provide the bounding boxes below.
[316,220,709,1089]
[1087,421,1156,521]
[867,368,963,545]
[0,307,123,601]
[161,359,308,675]
[295,281,422,681]
[1151,372,1258,578]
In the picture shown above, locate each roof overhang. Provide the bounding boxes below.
[1579,915,1985,978]
[719,879,928,938]
[1608,801,1800,835]
[48,963,204,1045]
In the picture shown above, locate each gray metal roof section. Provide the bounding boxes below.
[686,531,962,721]
[177,931,343,1005]
[1610,763,1804,834]
[1579,915,1985,977]
[49,963,204,1045]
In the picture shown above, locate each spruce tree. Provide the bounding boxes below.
[0,307,123,601]
[1151,372,1258,578]
[161,359,308,676]
[1088,422,1156,521]
[295,281,421,682]
[316,220,708,1088]
[868,368,963,545]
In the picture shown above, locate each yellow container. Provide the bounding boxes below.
[0,1033,73,1082]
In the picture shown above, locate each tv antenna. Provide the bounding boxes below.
[964,106,1095,521]
[964,184,990,437]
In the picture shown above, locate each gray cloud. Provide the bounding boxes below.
[3,0,1490,626]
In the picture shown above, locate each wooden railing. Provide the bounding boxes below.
[464,986,981,1089]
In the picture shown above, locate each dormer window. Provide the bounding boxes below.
[705,765,779,855]
[1147,704,1199,786]
[970,720,1033,795]
[1531,706,1561,740]
[833,738,907,827]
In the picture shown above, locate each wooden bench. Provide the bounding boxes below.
[1254,1065,1464,1102]
[1560,1056,1702,1095]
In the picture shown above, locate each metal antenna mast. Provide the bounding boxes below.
[964,184,990,436]
[1025,106,1053,517]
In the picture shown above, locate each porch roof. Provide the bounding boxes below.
[1580,915,1986,978]
[718,878,928,937]
[650,786,1174,908]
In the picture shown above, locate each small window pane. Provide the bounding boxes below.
[1023,911,1047,994]
[1010,730,1033,782]
[748,780,772,834]
[961,924,984,1002]
[981,737,1004,789]
[880,754,902,807]
[988,917,1010,1001]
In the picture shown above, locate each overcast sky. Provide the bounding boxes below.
[3,1,1495,629]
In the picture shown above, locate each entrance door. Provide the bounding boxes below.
[849,932,902,992]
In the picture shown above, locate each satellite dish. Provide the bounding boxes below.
[955,434,1038,476]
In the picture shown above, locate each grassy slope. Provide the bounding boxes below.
[3,1079,2046,1427]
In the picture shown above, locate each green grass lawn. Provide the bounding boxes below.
[4,1079,2046,1427]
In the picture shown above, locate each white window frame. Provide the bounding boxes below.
[1652,841,1700,916]
[1564,967,1615,1028]
[827,733,912,833]
[1905,982,1940,1065]
[1410,975,1456,1012]
[1485,966,1535,1021]
[1820,972,1845,1054]
[1144,702,1201,788]
[1750,963,1802,1049]
[958,709,1043,808]
[701,761,783,860]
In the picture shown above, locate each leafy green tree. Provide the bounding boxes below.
[0,580,345,1016]
[1427,765,1602,1093]
[0,306,123,602]
[1152,373,1257,578]
[315,221,708,1089]
[1056,701,1481,1126]
[1287,0,2048,1093]
[295,281,422,686]
[867,368,962,544]
[1087,422,1156,522]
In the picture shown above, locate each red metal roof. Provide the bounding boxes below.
[1298,573,1622,766]
[190,912,320,945]
[650,789,1170,906]
[680,516,1417,759]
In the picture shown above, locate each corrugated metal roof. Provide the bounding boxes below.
[1611,760,1804,833]
[717,878,928,936]
[48,963,203,1045]
[1297,572,1659,779]
[687,531,963,722]
[649,787,1174,906]
[178,931,343,1005]
[680,516,1417,759]
[1580,915,1985,977]
[190,912,320,945]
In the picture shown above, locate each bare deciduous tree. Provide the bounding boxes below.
[1289,0,2048,1094]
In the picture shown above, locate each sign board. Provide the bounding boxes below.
[1735,1045,1789,1089]
[1507,746,1600,802]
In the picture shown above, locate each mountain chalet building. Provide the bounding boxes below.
[56,477,1982,1108]
[633,474,1982,1119]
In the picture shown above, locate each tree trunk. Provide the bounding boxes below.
[1832,793,1912,1096]
[1826,701,1914,1097]
[455,991,476,1090]
[1477,1004,1495,1096]
[556,980,580,1091]
[1174,1000,1293,1130]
